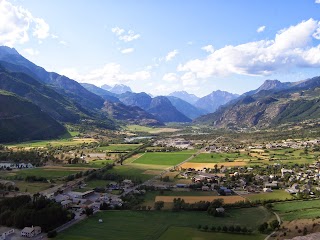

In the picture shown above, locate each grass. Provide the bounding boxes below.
[97,144,142,152]
[107,165,158,182]
[189,153,252,163]
[65,160,114,168]
[57,208,272,240]
[132,151,196,166]
[2,167,81,180]
[126,125,156,132]
[159,227,265,240]
[245,190,294,202]
[272,199,320,221]
[14,181,52,194]
[6,138,96,148]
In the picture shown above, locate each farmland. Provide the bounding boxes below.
[272,200,320,221]
[155,195,246,204]
[97,144,142,152]
[132,150,196,166]
[57,208,272,240]
[245,190,294,202]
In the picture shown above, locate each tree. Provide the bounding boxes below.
[258,222,269,233]
[84,207,93,216]
[270,220,279,230]
[154,201,164,211]
[47,230,57,238]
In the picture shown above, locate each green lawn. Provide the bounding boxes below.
[272,199,320,221]
[133,151,196,166]
[245,190,294,202]
[2,168,80,180]
[97,144,142,152]
[189,153,252,163]
[57,208,271,240]
[159,227,265,240]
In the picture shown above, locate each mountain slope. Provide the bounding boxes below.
[166,96,207,119]
[0,68,81,122]
[0,91,67,143]
[0,46,104,110]
[195,77,320,129]
[195,90,239,113]
[169,91,199,104]
[102,102,164,126]
[148,96,191,122]
[81,83,119,102]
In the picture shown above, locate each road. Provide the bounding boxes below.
[264,211,281,240]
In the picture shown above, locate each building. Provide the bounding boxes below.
[21,226,41,238]
[61,199,72,209]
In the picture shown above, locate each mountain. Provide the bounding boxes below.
[102,102,164,126]
[108,84,132,94]
[195,90,239,113]
[0,67,82,122]
[244,79,292,96]
[101,84,112,91]
[81,83,119,102]
[0,46,104,110]
[169,91,199,104]
[0,90,67,143]
[195,76,320,129]
[117,92,191,122]
[148,96,191,122]
[166,96,207,119]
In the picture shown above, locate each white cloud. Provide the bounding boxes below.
[0,0,51,46]
[165,49,179,62]
[59,40,67,46]
[315,0,320,3]
[121,48,134,54]
[60,63,151,86]
[162,73,179,82]
[201,45,215,53]
[257,25,266,33]
[23,48,39,56]
[178,19,320,78]
[111,27,140,42]
[181,72,198,86]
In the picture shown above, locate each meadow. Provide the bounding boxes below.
[132,150,196,166]
[97,144,142,152]
[57,208,272,240]
[245,190,294,202]
[272,199,320,221]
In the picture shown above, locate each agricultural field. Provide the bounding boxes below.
[107,165,162,182]
[57,208,272,240]
[189,153,253,163]
[132,150,196,166]
[272,199,320,221]
[6,137,97,148]
[97,144,142,152]
[1,166,85,180]
[126,124,181,134]
[14,181,52,194]
[245,190,294,202]
[65,159,114,168]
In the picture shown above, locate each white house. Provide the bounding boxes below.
[21,226,41,238]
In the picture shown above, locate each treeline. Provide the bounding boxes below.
[198,224,252,234]
[0,195,72,232]
[0,150,52,165]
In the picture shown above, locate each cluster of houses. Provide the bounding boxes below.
[153,138,193,149]
[0,162,34,170]
[0,226,41,239]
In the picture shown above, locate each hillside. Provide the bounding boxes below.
[167,96,207,119]
[102,102,164,126]
[0,68,82,122]
[195,77,320,129]
[81,83,119,102]
[169,91,199,104]
[0,91,67,143]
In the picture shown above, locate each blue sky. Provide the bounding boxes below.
[1,0,320,96]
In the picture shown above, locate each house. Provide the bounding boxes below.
[21,226,41,238]
[263,188,273,192]
[61,200,72,209]
[202,186,210,191]
[0,229,14,240]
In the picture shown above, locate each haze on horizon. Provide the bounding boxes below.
[1,0,320,97]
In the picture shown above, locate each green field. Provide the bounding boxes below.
[65,160,114,168]
[2,167,81,180]
[159,227,264,240]
[97,144,142,152]
[107,165,160,182]
[245,190,294,202]
[126,124,156,132]
[272,199,320,221]
[133,151,196,166]
[189,153,252,163]
[57,208,271,240]
[6,138,96,148]
[14,181,52,194]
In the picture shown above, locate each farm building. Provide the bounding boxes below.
[21,226,41,238]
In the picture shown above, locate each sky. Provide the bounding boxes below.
[1,0,320,97]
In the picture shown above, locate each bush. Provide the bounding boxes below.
[47,230,57,238]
